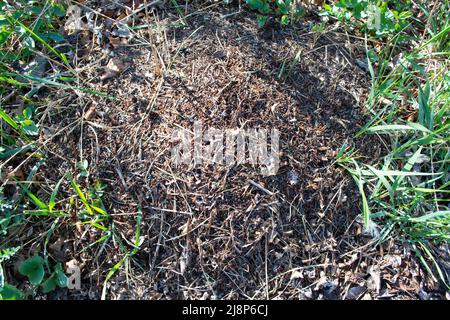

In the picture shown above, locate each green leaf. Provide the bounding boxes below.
[0,30,11,45]
[41,274,57,293]
[18,255,45,285]
[0,284,23,300]
[13,19,69,65]
[418,81,432,130]
[276,0,289,15]
[52,4,66,17]
[48,32,65,42]
[0,108,19,129]
[0,247,19,263]
[280,15,289,26]
[411,210,450,223]
[0,145,33,159]
[322,3,331,11]
[257,15,268,28]
[27,191,48,210]
[21,119,39,136]
[22,36,35,49]
[366,123,431,134]
[49,175,65,212]
[55,263,68,288]
[246,0,270,14]
[69,175,93,215]
[90,204,108,216]
[77,159,89,177]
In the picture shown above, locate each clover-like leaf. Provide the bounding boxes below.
[52,4,66,17]
[55,263,68,288]
[41,274,57,293]
[0,284,23,300]
[246,0,271,14]
[41,264,68,293]
[18,255,45,285]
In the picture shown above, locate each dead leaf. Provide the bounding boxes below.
[5,166,26,181]
[346,285,367,300]
[112,22,132,38]
[41,126,56,141]
[75,221,83,233]
[49,237,68,261]
[154,54,163,78]
[109,37,128,49]
[84,105,96,120]
[212,50,227,59]
[101,58,129,81]
[290,270,304,280]
[367,265,381,294]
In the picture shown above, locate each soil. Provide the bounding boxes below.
[5,1,441,300]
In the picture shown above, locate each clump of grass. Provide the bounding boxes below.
[0,1,139,299]
[337,1,449,287]
[1,0,70,231]
[1,1,80,299]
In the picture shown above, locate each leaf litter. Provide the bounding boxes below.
[4,1,447,300]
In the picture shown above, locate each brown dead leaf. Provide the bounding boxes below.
[75,221,83,233]
[367,265,381,294]
[307,182,319,190]
[84,105,96,120]
[345,286,367,300]
[5,166,26,181]
[49,237,68,261]
[101,58,129,81]
[178,219,191,236]
[109,37,128,49]
[154,54,163,78]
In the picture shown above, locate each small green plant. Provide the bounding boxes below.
[244,0,305,27]
[18,255,45,285]
[0,188,23,235]
[18,255,68,294]
[0,0,68,65]
[0,247,22,300]
[77,159,89,178]
[0,1,71,250]
[0,247,19,262]
[321,0,413,38]
[14,106,39,136]
[40,263,68,293]
[0,283,23,300]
